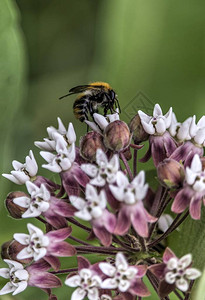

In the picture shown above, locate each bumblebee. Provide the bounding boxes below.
[59,81,121,122]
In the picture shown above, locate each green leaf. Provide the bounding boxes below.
[193,267,205,300]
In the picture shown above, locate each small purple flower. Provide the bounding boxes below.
[170,115,205,166]
[99,253,150,297]
[81,149,119,187]
[65,256,102,300]
[2,150,38,185]
[0,259,61,296]
[172,154,205,219]
[13,224,76,263]
[110,171,157,237]
[70,184,116,246]
[40,133,76,173]
[138,104,177,166]
[138,104,172,136]
[35,117,76,151]
[149,247,201,296]
[12,181,76,228]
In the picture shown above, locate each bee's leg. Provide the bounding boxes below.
[116,99,121,113]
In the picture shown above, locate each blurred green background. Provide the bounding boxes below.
[1,0,205,299]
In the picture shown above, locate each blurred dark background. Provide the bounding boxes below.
[1,0,205,299]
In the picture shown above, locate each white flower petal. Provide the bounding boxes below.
[0,282,15,295]
[75,210,92,221]
[101,278,118,289]
[96,149,108,166]
[155,118,166,134]
[109,185,124,201]
[153,104,162,117]
[22,208,41,218]
[167,257,178,270]
[164,107,173,128]
[81,164,98,178]
[0,268,9,279]
[11,171,29,184]
[190,154,202,173]
[71,287,86,300]
[33,247,47,261]
[84,120,102,134]
[17,248,34,260]
[2,173,21,184]
[93,114,109,130]
[65,275,81,287]
[116,253,128,270]
[176,278,189,292]
[70,196,86,210]
[87,287,99,300]
[15,270,29,281]
[13,196,30,208]
[27,223,44,236]
[90,176,106,187]
[138,110,151,123]
[99,263,116,277]
[40,151,55,163]
[185,268,201,280]
[118,279,130,292]
[67,123,76,144]
[13,233,30,245]
[13,281,28,295]
[141,120,155,135]
[178,254,192,269]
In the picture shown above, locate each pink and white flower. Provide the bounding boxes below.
[40,133,76,172]
[100,253,150,297]
[138,104,177,166]
[2,150,38,185]
[12,181,76,228]
[70,184,116,246]
[0,259,61,296]
[138,104,172,136]
[81,149,119,187]
[65,256,103,300]
[149,247,201,296]
[13,224,76,262]
[172,154,205,219]
[110,171,157,237]
[0,259,29,295]
[35,117,76,151]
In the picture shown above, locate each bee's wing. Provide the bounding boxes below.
[59,85,95,100]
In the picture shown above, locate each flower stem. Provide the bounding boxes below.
[148,210,189,248]
[68,235,91,246]
[133,148,138,176]
[67,217,91,233]
[120,152,133,180]
[50,268,78,275]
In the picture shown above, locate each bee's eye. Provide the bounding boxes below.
[110,90,115,100]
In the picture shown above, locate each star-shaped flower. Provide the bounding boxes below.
[81,149,119,187]
[40,133,76,172]
[0,260,29,296]
[13,181,50,218]
[138,104,172,135]
[2,150,38,185]
[65,268,102,300]
[35,117,76,151]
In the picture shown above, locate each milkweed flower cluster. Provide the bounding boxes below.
[0,102,204,299]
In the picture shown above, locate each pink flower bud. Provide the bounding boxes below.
[129,114,149,143]
[1,240,31,264]
[80,131,106,162]
[104,120,131,152]
[157,159,184,188]
[5,191,27,218]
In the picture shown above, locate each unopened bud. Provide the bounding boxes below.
[157,159,184,188]
[5,191,27,218]
[1,239,31,264]
[129,114,149,143]
[104,120,131,152]
[80,131,106,162]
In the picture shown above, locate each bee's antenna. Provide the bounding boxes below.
[59,93,72,100]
